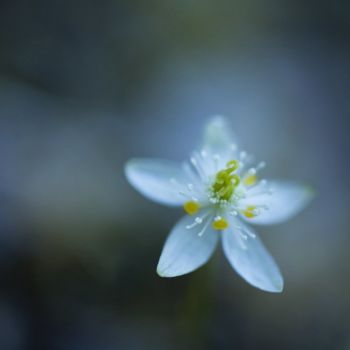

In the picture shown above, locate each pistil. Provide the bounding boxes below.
[211,160,240,201]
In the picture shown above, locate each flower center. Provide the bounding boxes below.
[211,160,240,201]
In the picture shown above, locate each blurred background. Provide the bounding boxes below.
[0,0,349,349]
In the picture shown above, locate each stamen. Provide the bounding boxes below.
[244,229,256,238]
[242,161,265,187]
[237,152,255,175]
[171,176,202,203]
[243,174,257,186]
[184,201,200,215]
[248,168,257,175]
[187,183,194,191]
[239,231,248,240]
[186,220,200,229]
[246,179,271,197]
[198,218,212,236]
[182,162,200,184]
[185,217,203,229]
[195,217,203,224]
[190,157,203,179]
[186,211,211,230]
[242,205,257,218]
[212,216,229,230]
[212,154,220,172]
[257,161,266,170]
[178,191,191,198]
[236,234,247,250]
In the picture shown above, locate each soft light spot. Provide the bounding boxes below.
[243,175,257,186]
[212,217,229,230]
[242,205,257,218]
[184,201,200,215]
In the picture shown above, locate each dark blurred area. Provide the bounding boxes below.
[0,1,350,349]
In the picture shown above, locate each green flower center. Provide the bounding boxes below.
[212,160,240,201]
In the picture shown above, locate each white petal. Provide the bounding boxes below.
[157,214,218,277]
[125,158,190,206]
[242,181,314,225]
[201,116,238,157]
[222,219,283,292]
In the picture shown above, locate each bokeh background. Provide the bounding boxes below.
[0,1,349,349]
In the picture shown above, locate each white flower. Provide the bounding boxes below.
[125,116,313,292]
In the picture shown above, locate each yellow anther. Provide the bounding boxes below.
[243,175,257,186]
[242,205,257,218]
[212,217,229,230]
[184,201,200,215]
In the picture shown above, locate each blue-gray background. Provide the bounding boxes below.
[0,1,349,349]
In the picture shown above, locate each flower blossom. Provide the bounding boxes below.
[125,117,313,292]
